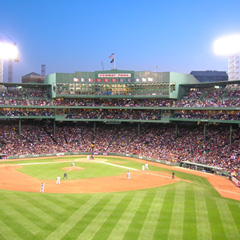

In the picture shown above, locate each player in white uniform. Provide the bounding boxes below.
[56,176,61,184]
[72,162,75,168]
[127,171,131,179]
[145,163,149,170]
[87,155,90,161]
[40,183,45,193]
[142,164,145,171]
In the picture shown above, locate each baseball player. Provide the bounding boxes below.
[127,171,131,180]
[63,172,68,179]
[87,155,90,161]
[56,175,61,184]
[72,162,75,168]
[142,164,145,171]
[145,162,149,170]
[172,171,175,179]
[40,183,45,193]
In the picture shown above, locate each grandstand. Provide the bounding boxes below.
[0,69,240,186]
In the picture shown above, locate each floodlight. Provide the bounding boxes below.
[213,35,240,55]
[0,42,18,59]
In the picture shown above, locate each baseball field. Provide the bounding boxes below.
[0,156,240,240]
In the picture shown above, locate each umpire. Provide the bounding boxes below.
[63,172,68,179]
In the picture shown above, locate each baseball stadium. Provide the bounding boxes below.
[0,69,240,240]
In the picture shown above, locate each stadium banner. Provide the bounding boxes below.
[232,177,240,187]
[98,73,131,78]
[102,152,108,155]
[93,152,99,155]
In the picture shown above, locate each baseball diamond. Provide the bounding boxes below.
[0,70,240,240]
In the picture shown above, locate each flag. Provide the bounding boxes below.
[73,78,79,82]
[96,78,102,82]
[148,78,153,81]
[110,59,114,63]
[81,78,85,82]
[111,78,118,82]
[142,78,146,82]
[119,78,124,82]
[104,79,110,82]
[109,53,114,58]
[88,78,94,82]
[127,79,133,82]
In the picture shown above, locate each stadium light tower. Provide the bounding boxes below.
[0,41,19,83]
[214,34,240,81]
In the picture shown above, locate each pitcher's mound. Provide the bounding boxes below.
[62,167,84,171]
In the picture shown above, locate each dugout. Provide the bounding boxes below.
[0,154,8,159]
[180,161,228,176]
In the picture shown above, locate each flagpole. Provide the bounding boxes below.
[114,55,116,69]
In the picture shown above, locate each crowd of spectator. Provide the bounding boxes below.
[0,121,239,179]
[0,109,54,117]
[66,109,161,120]
[173,110,240,121]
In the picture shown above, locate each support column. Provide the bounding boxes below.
[93,122,96,134]
[230,124,232,144]
[53,121,56,135]
[175,123,178,138]
[19,120,21,135]
[138,123,140,135]
[203,123,206,141]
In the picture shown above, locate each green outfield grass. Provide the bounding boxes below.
[0,156,240,240]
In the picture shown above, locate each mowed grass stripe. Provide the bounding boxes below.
[26,194,66,214]
[44,195,108,240]
[91,193,136,240]
[107,191,148,240]
[194,185,212,240]
[60,195,113,239]
[1,192,55,224]
[137,188,167,240]
[167,182,186,240]
[182,184,197,240]
[0,218,22,240]
[205,196,227,239]
[227,201,240,233]
[76,194,126,240]
[123,190,158,240]
[153,185,177,239]
[215,198,240,239]
[0,208,36,240]
[0,203,41,234]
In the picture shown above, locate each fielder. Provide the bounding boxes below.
[127,171,131,179]
[145,162,149,170]
[56,175,61,184]
[87,155,90,161]
[142,164,145,171]
[72,162,75,168]
[40,183,45,193]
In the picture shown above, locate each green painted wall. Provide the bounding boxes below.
[169,72,199,98]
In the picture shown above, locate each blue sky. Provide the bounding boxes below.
[1,0,240,82]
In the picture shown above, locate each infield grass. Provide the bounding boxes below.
[0,156,239,240]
